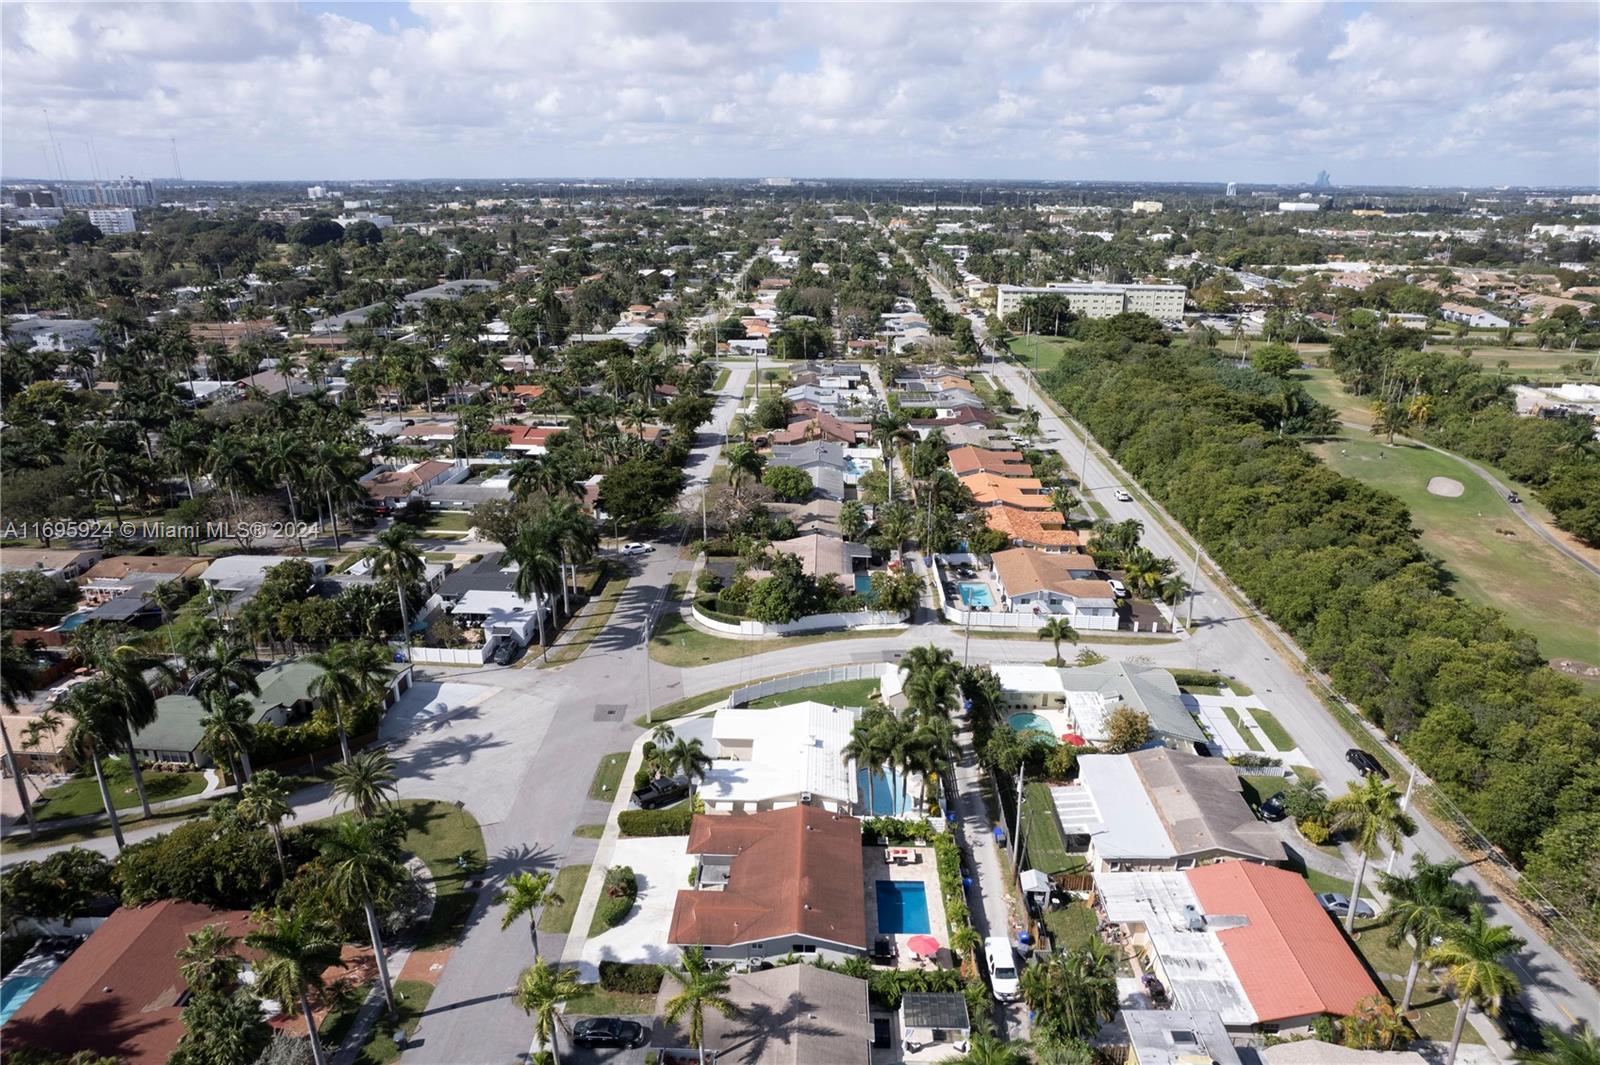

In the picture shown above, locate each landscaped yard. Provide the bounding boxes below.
[648,609,885,668]
[587,752,630,801]
[34,757,208,822]
[1249,708,1295,751]
[1348,917,1482,1045]
[1238,775,1286,810]
[538,864,592,934]
[395,799,488,949]
[1041,899,1100,953]
[1021,781,1086,877]
[321,979,435,1065]
[1006,334,1077,373]
[565,985,657,1017]
[741,678,881,708]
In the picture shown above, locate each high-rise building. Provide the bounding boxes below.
[87,208,136,234]
[53,178,154,207]
[1313,170,1332,188]
[307,185,328,199]
[1225,182,1238,197]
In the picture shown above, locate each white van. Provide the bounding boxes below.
[984,936,1020,1001]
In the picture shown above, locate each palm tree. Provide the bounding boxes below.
[198,692,256,786]
[187,636,260,707]
[663,735,713,782]
[1516,1027,1600,1065]
[74,633,174,819]
[1377,854,1475,1015]
[1327,774,1418,931]
[497,870,558,962]
[844,706,891,814]
[903,664,959,727]
[1370,398,1410,445]
[1427,906,1525,1065]
[724,442,765,502]
[952,1030,1033,1065]
[60,682,128,851]
[330,748,398,820]
[1037,617,1079,665]
[870,409,909,499]
[321,816,405,1017]
[237,769,296,875]
[1021,945,1119,1043]
[513,958,583,1064]
[1,636,40,836]
[178,922,243,997]
[873,502,916,557]
[307,642,389,764]
[509,521,563,650]
[663,947,740,1062]
[246,907,344,1065]
[361,524,426,659]
[905,719,952,811]
[543,496,598,617]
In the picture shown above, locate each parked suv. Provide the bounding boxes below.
[1345,748,1385,777]
[984,936,1020,1002]
[630,774,691,810]
[491,638,521,666]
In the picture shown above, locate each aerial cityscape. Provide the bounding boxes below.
[1,4,1598,1065]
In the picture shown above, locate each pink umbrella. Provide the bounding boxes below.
[906,935,941,958]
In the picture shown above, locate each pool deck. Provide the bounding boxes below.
[863,844,949,970]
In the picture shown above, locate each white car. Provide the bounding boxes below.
[620,542,653,556]
[1107,578,1128,599]
[984,936,1020,1002]
[1113,489,1133,502]
[1316,892,1376,920]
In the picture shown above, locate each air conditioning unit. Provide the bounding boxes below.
[800,792,813,805]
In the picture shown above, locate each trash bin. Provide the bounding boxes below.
[993,825,1006,846]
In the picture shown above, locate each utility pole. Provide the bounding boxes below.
[1185,528,1202,630]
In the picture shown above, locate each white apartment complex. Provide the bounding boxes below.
[87,208,136,234]
[995,282,1187,321]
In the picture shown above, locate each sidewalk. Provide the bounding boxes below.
[1,767,230,841]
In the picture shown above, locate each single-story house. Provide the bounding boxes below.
[77,556,208,601]
[1098,862,1380,1030]
[765,534,871,594]
[958,472,1052,510]
[1050,747,1284,872]
[361,459,464,508]
[651,959,871,1065]
[898,992,971,1063]
[989,547,1117,623]
[982,505,1083,552]
[489,423,564,454]
[768,443,851,501]
[431,552,550,646]
[669,807,868,964]
[947,446,1032,478]
[702,701,861,814]
[0,547,103,580]
[1439,302,1511,329]
[990,661,1207,750]
[199,555,329,611]
[1123,1009,1244,1065]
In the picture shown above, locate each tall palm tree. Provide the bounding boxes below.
[237,769,296,875]
[74,632,175,819]
[198,691,256,786]
[246,908,344,1065]
[186,636,260,707]
[1,635,41,836]
[497,870,558,962]
[663,736,713,782]
[663,947,741,1063]
[1515,1027,1600,1065]
[360,524,426,659]
[60,682,128,851]
[724,442,765,502]
[513,958,583,1065]
[1377,854,1475,1015]
[873,501,916,558]
[177,922,243,997]
[905,718,952,811]
[1037,617,1079,665]
[321,816,405,1017]
[844,707,891,814]
[1427,906,1525,1065]
[307,642,379,764]
[509,521,563,650]
[952,1031,1033,1065]
[903,664,959,727]
[1328,774,1418,931]
[330,748,399,820]
[543,496,598,617]
[870,410,909,500]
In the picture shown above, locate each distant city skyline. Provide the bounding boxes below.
[4,1,1597,187]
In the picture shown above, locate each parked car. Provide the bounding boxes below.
[1258,792,1288,822]
[571,1018,649,1049]
[984,936,1020,1001]
[491,637,521,666]
[1113,488,1133,502]
[630,774,690,809]
[1316,892,1376,920]
[1345,748,1385,776]
[1506,492,1521,505]
[1107,578,1128,599]
[621,542,653,555]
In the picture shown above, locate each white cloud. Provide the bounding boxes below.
[1,1,1594,185]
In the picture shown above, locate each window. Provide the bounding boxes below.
[790,943,817,954]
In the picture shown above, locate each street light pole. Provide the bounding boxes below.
[1185,527,1203,630]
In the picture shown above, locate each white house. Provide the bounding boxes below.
[701,701,861,814]
[988,661,1208,750]
[1439,302,1511,329]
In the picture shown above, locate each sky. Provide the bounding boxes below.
[3,1,1597,187]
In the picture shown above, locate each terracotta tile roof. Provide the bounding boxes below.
[499,384,546,399]
[5,900,256,1065]
[670,808,867,951]
[959,472,1052,509]
[984,505,1083,549]
[948,446,1033,478]
[365,460,454,500]
[1186,862,1379,1022]
[911,407,998,428]
[990,547,1105,598]
[490,424,563,449]
[78,556,208,583]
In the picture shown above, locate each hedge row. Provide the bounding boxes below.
[599,961,664,994]
[617,802,694,838]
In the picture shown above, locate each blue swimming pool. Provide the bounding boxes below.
[1008,713,1059,743]
[959,582,995,608]
[0,975,46,1027]
[855,573,875,598]
[876,880,932,935]
[858,767,913,816]
[55,613,90,632]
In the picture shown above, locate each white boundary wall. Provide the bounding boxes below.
[690,602,908,637]
[729,663,889,707]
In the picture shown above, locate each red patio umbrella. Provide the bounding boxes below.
[1060,732,1087,746]
[906,934,941,958]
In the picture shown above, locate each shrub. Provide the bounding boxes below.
[1298,818,1332,845]
[695,570,723,594]
[592,866,638,933]
[618,803,694,837]
[599,961,664,994]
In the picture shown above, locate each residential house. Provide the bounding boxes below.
[1439,302,1511,329]
[989,547,1117,626]
[989,661,1208,750]
[1049,747,1285,872]
[768,442,852,501]
[669,807,868,964]
[909,408,1000,434]
[188,319,277,349]
[651,964,871,1065]
[0,547,103,580]
[1122,1010,1244,1065]
[766,534,871,594]
[490,423,564,454]
[4,316,99,353]
[360,459,464,510]
[947,446,1032,478]
[397,421,457,445]
[958,471,1053,510]
[431,551,550,648]
[898,992,971,1063]
[767,413,871,446]
[236,370,318,397]
[1097,862,1380,1030]
[199,554,328,611]
[701,701,861,814]
[982,504,1084,552]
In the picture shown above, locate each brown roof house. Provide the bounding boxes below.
[652,963,872,1065]
[669,807,868,964]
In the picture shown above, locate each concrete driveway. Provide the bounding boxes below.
[578,837,696,980]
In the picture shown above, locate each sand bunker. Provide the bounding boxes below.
[1427,476,1465,497]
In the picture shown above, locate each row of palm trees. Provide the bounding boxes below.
[844,645,962,814]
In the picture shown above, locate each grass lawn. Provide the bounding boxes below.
[1348,917,1482,1044]
[34,757,207,822]
[394,799,488,950]
[1222,707,1263,752]
[10,795,227,852]
[566,986,657,1017]
[742,678,882,709]
[635,682,742,727]
[713,367,731,391]
[1238,775,1286,809]
[322,979,435,1065]
[1311,434,1600,666]
[587,752,631,801]
[541,573,630,669]
[418,511,472,535]
[1291,764,1321,785]
[648,609,887,667]
[573,823,605,839]
[538,864,592,934]
[1042,900,1100,953]
[1021,782,1085,877]
[1250,708,1296,751]
[1006,334,1077,373]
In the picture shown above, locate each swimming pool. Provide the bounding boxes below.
[1007,713,1060,743]
[958,582,995,608]
[55,612,90,632]
[875,880,932,935]
[0,975,46,1027]
[845,456,873,478]
[858,767,913,816]
[855,573,875,598]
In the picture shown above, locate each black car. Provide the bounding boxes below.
[1346,748,1385,776]
[491,638,521,666]
[630,774,691,810]
[1507,492,1522,505]
[571,1017,649,1049]
[1258,792,1288,822]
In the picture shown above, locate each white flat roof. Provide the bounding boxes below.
[703,701,859,806]
[1052,757,1173,860]
[993,663,1067,694]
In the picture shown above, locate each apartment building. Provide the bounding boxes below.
[995,282,1187,321]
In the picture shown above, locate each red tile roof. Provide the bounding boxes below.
[5,901,256,1065]
[948,446,1033,478]
[1186,862,1379,1022]
[490,424,563,449]
[670,808,867,951]
[983,505,1083,549]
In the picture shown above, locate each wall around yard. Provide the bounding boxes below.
[729,663,889,708]
[689,602,908,637]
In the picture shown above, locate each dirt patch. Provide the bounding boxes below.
[1426,476,1465,497]
[1551,658,1600,681]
